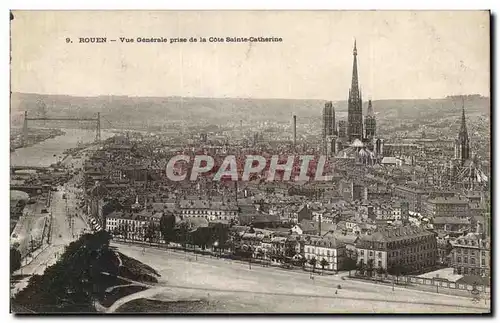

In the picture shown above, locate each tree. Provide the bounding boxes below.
[175,221,190,247]
[295,256,307,270]
[356,261,365,276]
[159,211,176,244]
[192,227,211,250]
[388,264,403,284]
[376,267,387,280]
[366,259,375,277]
[345,250,358,276]
[256,248,265,261]
[143,221,157,244]
[320,258,329,274]
[211,223,229,251]
[308,257,317,273]
[10,248,22,273]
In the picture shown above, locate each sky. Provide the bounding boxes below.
[10,10,490,100]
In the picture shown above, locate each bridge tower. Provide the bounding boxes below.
[22,111,28,147]
[96,112,101,142]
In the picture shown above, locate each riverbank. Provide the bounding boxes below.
[10,128,114,168]
[10,128,66,152]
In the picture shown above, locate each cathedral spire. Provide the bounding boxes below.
[460,100,468,137]
[456,98,470,165]
[351,39,359,94]
[347,39,363,142]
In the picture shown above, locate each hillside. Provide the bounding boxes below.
[10,92,490,130]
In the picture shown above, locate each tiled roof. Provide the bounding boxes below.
[358,226,434,243]
[433,217,470,225]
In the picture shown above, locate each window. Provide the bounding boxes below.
[464,249,468,255]
[457,256,462,263]
[360,250,364,255]
[370,251,373,257]
[471,258,476,265]
[482,259,485,266]
[464,257,468,264]
[327,250,330,256]
[482,251,486,257]
[378,252,382,258]
[378,260,382,268]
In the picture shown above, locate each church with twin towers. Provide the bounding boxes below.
[322,40,383,165]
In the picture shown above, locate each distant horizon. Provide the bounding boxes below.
[11,91,490,103]
[11,11,489,100]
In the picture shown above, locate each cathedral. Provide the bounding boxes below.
[322,40,383,166]
[450,103,488,190]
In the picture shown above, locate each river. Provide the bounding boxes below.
[10,128,114,168]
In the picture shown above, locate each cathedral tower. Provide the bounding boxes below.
[454,103,470,165]
[322,101,336,155]
[323,101,336,137]
[347,40,363,142]
[364,99,376,139]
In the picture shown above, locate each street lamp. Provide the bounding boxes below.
[214,240,219,258]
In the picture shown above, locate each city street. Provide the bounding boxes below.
[111,243,489,313]
[11,154,91,296]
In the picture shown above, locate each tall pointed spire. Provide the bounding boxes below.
[367,100,374,116]
[460,99,468,137]
[456,97,470,164]
[347,39,363,142]
[351,39,359,94]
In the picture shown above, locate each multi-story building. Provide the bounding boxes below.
[449,232,490,277]
[304,236,346,271]
[356,226,437,274]
[178,199,239,222]
[436,233,453,266]
[423,197,470,218]
[394,185,427,214]
[106,209,163,241]
[432,216,471,234]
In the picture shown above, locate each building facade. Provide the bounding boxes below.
[304,236,346,271]
[450,232,490,277]
[356,226,438,274]
[423,197,470,218]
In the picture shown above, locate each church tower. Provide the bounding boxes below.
[364,99,376,139]
[347,40,363,142]
[322,101,336,154]
[454,103,470,165]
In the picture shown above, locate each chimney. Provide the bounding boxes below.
[293,115,297,151]
[318,213,322,236]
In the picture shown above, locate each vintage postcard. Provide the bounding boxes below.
[9,10,491,314]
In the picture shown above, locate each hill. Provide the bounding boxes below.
[10,92,490,130]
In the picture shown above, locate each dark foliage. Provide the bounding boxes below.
[12,231,158,313]
[10,248,22,274]
[159,212,176,243]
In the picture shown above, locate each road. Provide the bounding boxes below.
[11,151,91,296]
[10,202,49,259]
[111,243,490,313]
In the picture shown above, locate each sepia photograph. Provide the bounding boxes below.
[9,10,491,314]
